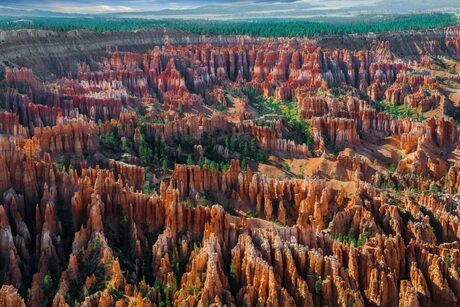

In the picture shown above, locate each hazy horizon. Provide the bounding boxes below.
[1,0,459,19]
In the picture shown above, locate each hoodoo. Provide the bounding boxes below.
[0,5,459,306]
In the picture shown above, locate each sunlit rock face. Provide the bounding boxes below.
[0,27,459,306]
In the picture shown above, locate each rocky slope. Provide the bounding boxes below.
[0,26,458,76]
[0,27,459,306]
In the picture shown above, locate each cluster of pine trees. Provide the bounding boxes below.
[0,13,457,37]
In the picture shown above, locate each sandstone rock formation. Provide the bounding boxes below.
[0,26,459,307]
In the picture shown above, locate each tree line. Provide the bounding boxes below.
[0,13,457,37]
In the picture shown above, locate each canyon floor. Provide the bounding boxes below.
[0,27,460,306]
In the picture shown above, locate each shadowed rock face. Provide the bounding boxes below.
[0,29,268,77]
[0,27,458,76]
[0,27,459,306]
